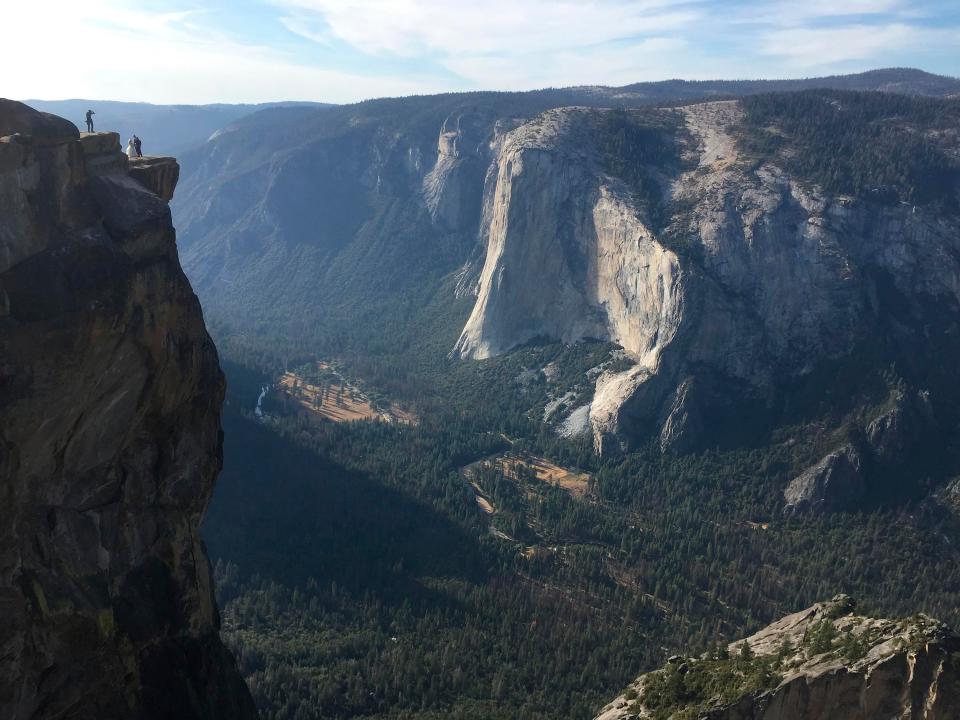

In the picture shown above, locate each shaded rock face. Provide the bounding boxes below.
[595,595,960,720]
[784,389,938,513]
[455,101,960,455]
[865,389,935,464]
[783,446,865,513]
[0,101,255,719]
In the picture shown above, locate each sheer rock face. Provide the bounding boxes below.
[595,596,960,720]
[453,108,683,366]
[0,100,255,720]
[454,101,960,455]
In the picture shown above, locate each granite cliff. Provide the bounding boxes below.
[455,98,960,459]
[594,596,960,720]
[0,100,255,719]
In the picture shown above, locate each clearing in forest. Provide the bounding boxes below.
[462,452,591,500]
[277,363,417,425]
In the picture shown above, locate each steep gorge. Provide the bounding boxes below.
[0,100,255,719]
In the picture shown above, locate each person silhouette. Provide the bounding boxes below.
[85,109,95,133]
[133,135,142,157]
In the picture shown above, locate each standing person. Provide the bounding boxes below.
[85,109,95,132]
[126,137,136,158]
[133,135,142,157]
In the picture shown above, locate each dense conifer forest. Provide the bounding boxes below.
[738,90,960,206]
[206,349,960,719]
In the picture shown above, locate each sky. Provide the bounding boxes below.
[6,0,959,105]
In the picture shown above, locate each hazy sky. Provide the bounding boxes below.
[7,0,959,104]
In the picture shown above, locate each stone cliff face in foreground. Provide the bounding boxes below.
[595,596,960,720]
[0,100,255,719]
[454,101,960,456]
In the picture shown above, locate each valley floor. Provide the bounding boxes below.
[204,347,960,720]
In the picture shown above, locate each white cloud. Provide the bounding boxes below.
[736,0,908,25]
[5,0,957,104]
[276,0,702,58]
[271,0,708,91]
[444,37,693,89]
[759,23,956,67]
[3,0,451,103]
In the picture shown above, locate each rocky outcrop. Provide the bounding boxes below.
[595,595,960,720]
[422,112,490,231]
[128,155,180,201]
[943,477,960,518]
[455,100,960,455]
[784,388,938,512]
[783,446,865,513]
[0,100,255,719]
[865,388,935,464]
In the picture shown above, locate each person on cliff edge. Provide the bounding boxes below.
[133,135,142,157]
[85,109,95,133]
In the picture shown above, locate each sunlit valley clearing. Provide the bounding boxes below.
[270,361,418,426]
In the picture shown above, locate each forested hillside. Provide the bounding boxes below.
[738,90,960,205]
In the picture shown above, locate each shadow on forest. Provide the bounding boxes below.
[203,407,490,612]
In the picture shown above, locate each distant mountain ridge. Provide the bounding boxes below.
[616,66,960,99]
[23,98,332,156]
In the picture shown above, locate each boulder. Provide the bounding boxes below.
[79,130,122,156]
[0,98,79,144]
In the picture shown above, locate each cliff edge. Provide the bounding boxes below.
[0,100,256,719]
